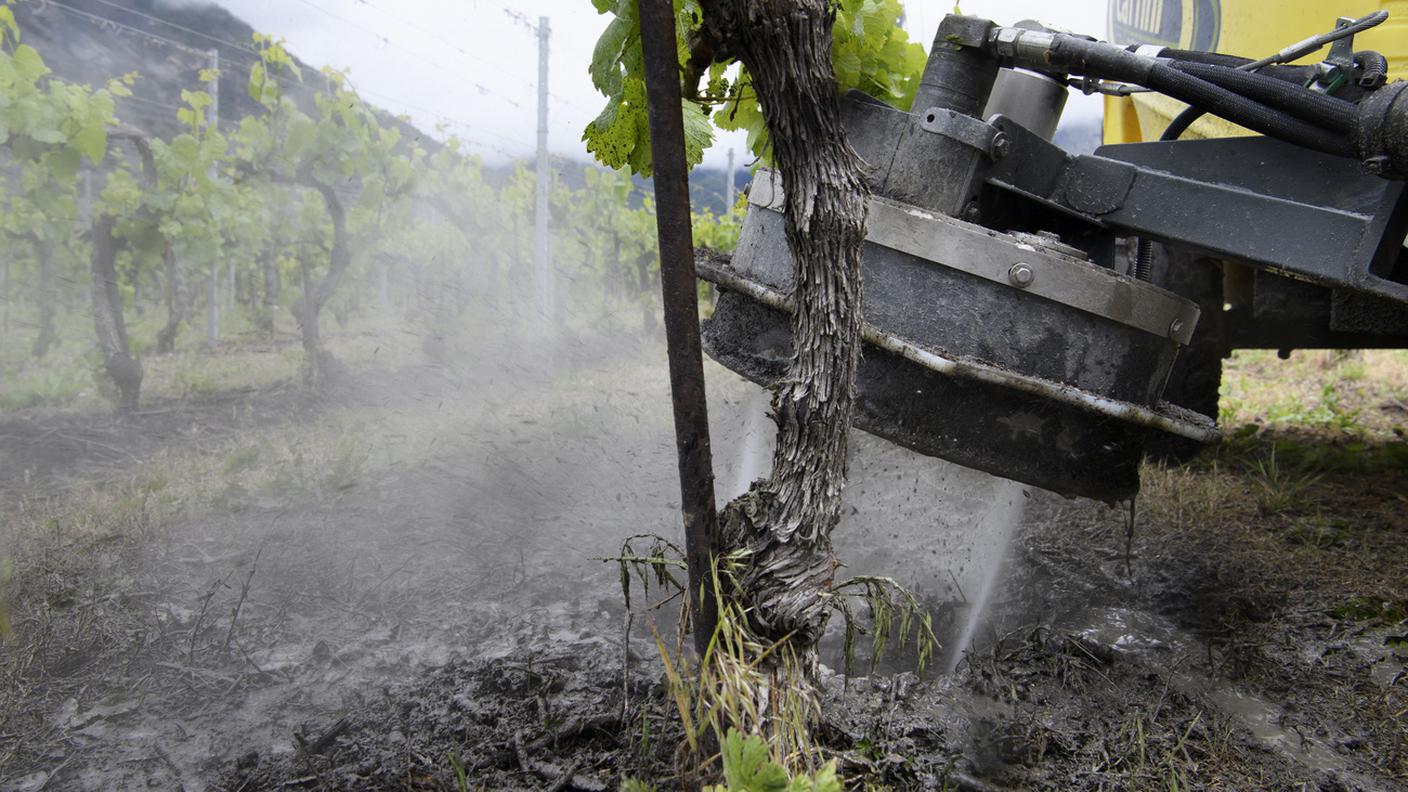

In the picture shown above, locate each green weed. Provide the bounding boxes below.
[1248,449,1322,515]
[1329,596,1408,624]
[221,446,262,475]
[0,362,90,409]
[174,363,220,396]
[1282,516,1363,550]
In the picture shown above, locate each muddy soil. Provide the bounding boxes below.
[1,342,1404,791]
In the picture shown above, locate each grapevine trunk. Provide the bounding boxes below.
[701,0,869,663]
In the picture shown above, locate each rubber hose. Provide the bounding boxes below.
[1156,49,1253,69]
[1145,63,1354,156]
[1049,38,1354,156]
[1356,50,1388,88]
[1170,60,1356,133]
[1158,51,1317,83]
[1162,105,1206,141]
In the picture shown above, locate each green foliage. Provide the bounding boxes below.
[0,358,91,409]
[0,7,740,406]
[1248,448,1322,515]
[583,0,925,173]
[582,0,712,174]
[222,446,263,476]
[173,362,220,396]
[1329,596,1408,624]
[831,575,939,677]
[693,206,741,252]
[705,730,842,792]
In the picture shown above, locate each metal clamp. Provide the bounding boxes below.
[748,172,1202,345]
[918,107,1007,159]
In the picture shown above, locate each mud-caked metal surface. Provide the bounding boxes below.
[703,289,1154,501]
[701,170,1212,502]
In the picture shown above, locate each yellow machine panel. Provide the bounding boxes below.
[1104,0,1408,143]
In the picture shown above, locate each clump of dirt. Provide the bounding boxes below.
[224,644,671,791]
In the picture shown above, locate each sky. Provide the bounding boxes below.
[207,0,1109,167]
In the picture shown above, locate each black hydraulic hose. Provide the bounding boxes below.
[1156,49,1253,69]
[1045,37,1355,157]
[1356,50,1388,88]
[1144,64,1352,155]
[1154,50,1317,86]
[1169,60,1356,133]
[1161,105,1206,142]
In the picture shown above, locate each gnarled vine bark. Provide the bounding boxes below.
[89,128,155,413]
[699,0,869,660]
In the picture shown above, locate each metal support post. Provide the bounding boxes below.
[725,147,736,211]
[534,17,553,323]
[637,0,720,658]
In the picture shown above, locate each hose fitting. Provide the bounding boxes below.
[1353,81,1408,179]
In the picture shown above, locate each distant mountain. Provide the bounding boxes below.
[13,0,434,148]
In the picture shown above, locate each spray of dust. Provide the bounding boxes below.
[943,480,1025,672]
[713,382,1030,673]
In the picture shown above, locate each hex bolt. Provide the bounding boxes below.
[1169,317,1185,338]
[1008,262,1034,287]
[991,132,1010,160]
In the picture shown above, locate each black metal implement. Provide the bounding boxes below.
[697,12,1408,502]
[700,172,1215,502]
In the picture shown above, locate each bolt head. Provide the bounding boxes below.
[1008,263,1034,287]
[1169,317,1185,337]
[991,132,1010,160]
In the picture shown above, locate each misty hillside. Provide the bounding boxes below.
[13,0,434,148]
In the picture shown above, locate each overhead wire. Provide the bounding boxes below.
[349,0,591,113]
[66,0,260,56]
[291,0,523,108]
[44,0,209,57]
[37,0,547,160]
[351,0,534,89]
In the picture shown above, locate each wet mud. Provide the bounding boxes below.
[1,350,1404,791]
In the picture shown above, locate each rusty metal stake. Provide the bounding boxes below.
[637,0,720,658]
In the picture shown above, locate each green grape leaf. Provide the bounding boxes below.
[718,731,789,791]
[72,121,106,163]
[583,82,645,172]
[28,124,63,145]
[681,99,712,167]
[48,145,80,182]
[11,44,47,82]
[0,6,20,49]
[590,14,632,97]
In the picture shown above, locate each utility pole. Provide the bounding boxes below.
[725,147,736,211]
[206,48,220,351]
[533,17,552,323]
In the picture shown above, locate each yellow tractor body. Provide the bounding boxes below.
[1105,0,1408,143]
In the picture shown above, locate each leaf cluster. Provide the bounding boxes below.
[582,0,925,174]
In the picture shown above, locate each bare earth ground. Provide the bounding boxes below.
[0,341,1404,791]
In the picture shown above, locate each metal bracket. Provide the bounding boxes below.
[748,170,1201,344]
[918,106,1006,159]
[1311,17,1358,94]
